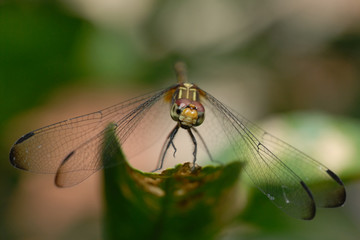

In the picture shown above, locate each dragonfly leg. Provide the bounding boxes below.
[187,128,197,171]
[170,141,177,157]
[152,124,180,172]
[192,128,223,165]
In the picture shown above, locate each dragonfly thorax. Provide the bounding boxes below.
[170,99,205,129]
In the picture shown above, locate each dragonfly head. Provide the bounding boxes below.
[171,99,204,128]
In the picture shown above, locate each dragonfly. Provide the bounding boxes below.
[9,62,345,220]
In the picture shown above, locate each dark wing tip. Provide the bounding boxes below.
[54,151,76,188]
[326,169,344,186]
[300,180,315,200]
[9,132,35,170]
[300,181,316,220]
[62,151,75,165]
[9,147,27,170]
[55,150,96,188]
[326,169,346,207]
[15,132,35,144]
[9,147,18,167]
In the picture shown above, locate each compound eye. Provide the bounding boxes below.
[194,111,204,126]
[170,103,182,121]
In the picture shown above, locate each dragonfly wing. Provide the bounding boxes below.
[204,91,344,219]
[10,86,176,186]
[246,125,345,208]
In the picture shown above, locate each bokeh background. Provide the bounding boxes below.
[1,0,360,239]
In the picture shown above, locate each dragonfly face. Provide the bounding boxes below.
[170,83,205,129]
[9,62,346,220]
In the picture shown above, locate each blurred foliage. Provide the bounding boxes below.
[0,1,82,122]
[1,0,360,239]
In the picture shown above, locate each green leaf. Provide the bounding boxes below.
[102,124,244,240]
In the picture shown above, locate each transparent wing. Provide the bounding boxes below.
[249,126,346,208]
[203,91,345,220]
[10,85,177,186]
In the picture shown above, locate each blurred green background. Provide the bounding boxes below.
[1,0,360,239]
